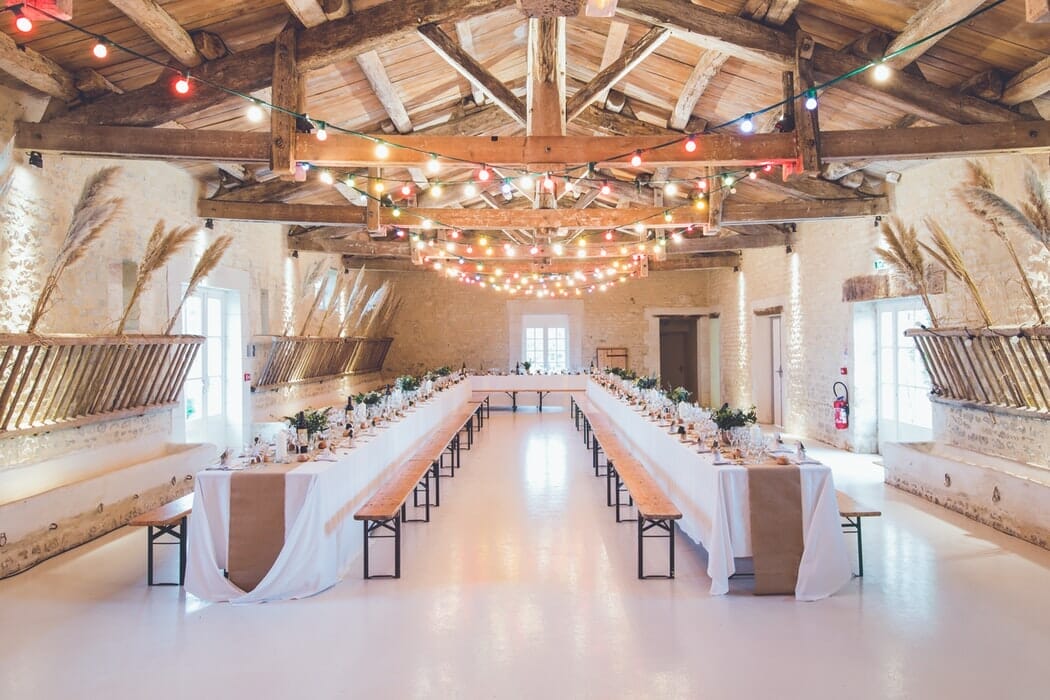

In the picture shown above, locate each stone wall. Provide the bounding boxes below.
[382,268,713,375]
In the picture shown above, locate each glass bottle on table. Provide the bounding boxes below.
[296,411,309,454]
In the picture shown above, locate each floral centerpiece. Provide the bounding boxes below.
[668,386,691,404]
[635,375,659,390]
[395,375,421,392]
[355,391,384,406]
[284,409,329,435]
[711,403,757,443]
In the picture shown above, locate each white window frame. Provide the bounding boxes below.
[876,297,933,445]
[521,314,570,372]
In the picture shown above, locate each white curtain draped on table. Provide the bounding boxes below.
[186,382,470,603]
[587,381,851,600]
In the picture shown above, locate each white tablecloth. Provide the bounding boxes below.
[185,381,471,603]
[469,374,589,391]
[587,381,851,600]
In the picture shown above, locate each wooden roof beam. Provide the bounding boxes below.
[1030,1,1050,22]
[417,24,527,126]
[741,0,801,27]
[669,51,729,131]
[270,26,301,177]
[57,0,514,127]
[20,121,1050,168]
[196,197,888,229]
[596,20,630,107]
[0,28,78,100]
[282,0,329,28]
[1002,55,1050,105]
[527,17,567,136]
[566,27,670,122]
[454,21,487,107]
[356,50,413,134]
[883,1,985,70]
[616,0,1022,125]
[107,0,204,67]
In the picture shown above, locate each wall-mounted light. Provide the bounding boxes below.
[28,151,43,168]
[204,218,214,230]
[291,250,299,258]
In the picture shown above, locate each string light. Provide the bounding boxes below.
[375,141,389,158]
[520,174,533,189]
[804,89,818,110]
[543,172,555,191]
[13,8,32,33]
[391,206,401,217]
[684,135,697,153]
[604,231,613,241]
[315,121,328,141]
[373,180,385,193]
[600,181,611,196]
[873,61,891,82]
[664,182,678,196]
[477,166,491,182]
[748,169,758,179]
[464,183,477,197]
[501,179,512,197]
[319,170,334,184]
[246,103,264,122]
[92,40,108,59]
[740,114,754,133]
[630,151,643,167]
[401,184,412,197]
[174,72,191,95]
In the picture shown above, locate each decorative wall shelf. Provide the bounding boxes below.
[907,327,1050,413]
[253,336,393,391]
[0,334,204,438]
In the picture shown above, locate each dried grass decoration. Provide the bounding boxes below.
[920,217,994,327]
[164,235,233,334]
[116,221,198,334]
[874,215,939,327]
[26,167,124,333]
[955,160,1046,324]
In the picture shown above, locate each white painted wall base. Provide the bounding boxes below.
[883,441,1050,550]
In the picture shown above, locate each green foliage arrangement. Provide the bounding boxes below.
[607,367,637,381]
[396,375,421,392]
[712,403,757,431]
[354,391,384,406]
[433,366,452,377]
[285,409,330,435]
[635,375,659,390]
[668,387,692,404]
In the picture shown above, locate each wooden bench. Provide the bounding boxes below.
[837,491,881,577]
[469,392,491,427]
[354,458,435,579]
[574,399,683,579]
[353,403,480,579]
[127,493,194,586]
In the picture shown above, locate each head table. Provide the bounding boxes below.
[186,374,849,603]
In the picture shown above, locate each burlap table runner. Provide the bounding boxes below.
[228,463,299,592]
[744,462,804,595]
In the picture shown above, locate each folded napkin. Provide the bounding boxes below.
[314,454,338,462]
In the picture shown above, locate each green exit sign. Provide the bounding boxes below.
[873,259,887,271]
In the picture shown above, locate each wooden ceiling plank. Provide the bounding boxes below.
[454,21,487,107]
[417,24,528,126]
[356,50,413,134]
[20,120,1050,169]
[282,0,330,28]
[669,51,729,131]
[566,27,670,122]
[883,1,986,70]
[58,0,513,127]
[527,17,567,136]
[196,197,887,229]
[1002,55,1050,106]
[107,0,204,67]
[0,30,78,100]
[271,26,301,178]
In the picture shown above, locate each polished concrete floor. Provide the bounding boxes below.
[2,407,1049,699]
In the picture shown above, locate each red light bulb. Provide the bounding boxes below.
[600,182,611,196]
[630,151,642,167]
[15,13,32,33]
[684,136,697,153]
[477,167,490,182]
[174,75,191,95]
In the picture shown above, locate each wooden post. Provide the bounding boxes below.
[271,26,301,178]
[794,32,821,176]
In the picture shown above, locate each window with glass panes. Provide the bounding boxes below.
[877,298,932,444]
[522,316,569,372]
[183,288,227,424]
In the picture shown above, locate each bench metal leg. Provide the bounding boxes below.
[363,517,401,579]
[407,474,431,522]
[638,517,675,579]
[431,459,441,506]
[841,516,865,577]
[145,516,187,586]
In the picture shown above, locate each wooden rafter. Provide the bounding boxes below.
[417,24,527,126]
[596,20,630,107]
[883,0,986,70]
[356,51,413,134]
[107,0,203,67]
[565,27,670,121]
[56,0,513,127]
[1002,56,1050,105]
[669,51,729,131]
[454,21,487,106]
[741,0,801,27]
[0,29,78,100]
[616,0,1021,126]
[198,197,887,229]
[282,0,329,28]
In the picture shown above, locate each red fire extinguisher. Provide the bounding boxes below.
[833,381,849,430]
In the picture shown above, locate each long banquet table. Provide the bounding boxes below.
[586,380,851,600]
[185,380,471,603]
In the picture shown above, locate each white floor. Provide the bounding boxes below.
[2,407,1049,699]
